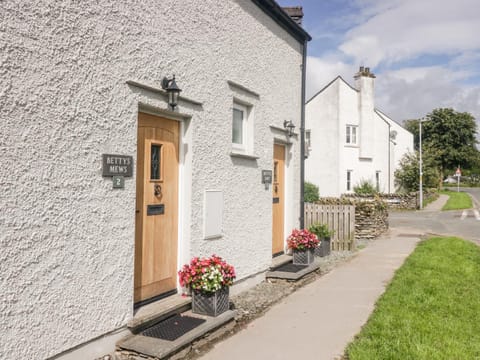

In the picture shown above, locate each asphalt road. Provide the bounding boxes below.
[390,187,480,243]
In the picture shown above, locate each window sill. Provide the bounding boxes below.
[230,152,260,160]
[344,144,359,148]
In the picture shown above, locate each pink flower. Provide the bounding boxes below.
[178,254,237,294]
[287,228,319,250]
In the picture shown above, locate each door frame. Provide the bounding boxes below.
[272,142,288,256]
[271,138,296,256]
[134,105,193,306]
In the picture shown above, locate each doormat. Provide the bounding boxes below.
[272,262,308,273]
[142,314,206,341]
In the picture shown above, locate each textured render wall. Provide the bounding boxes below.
[185,0,303,283]
[305,80,340,197]
[0,0,303,358]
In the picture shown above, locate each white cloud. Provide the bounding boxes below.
[375,67,480,124]
[340,0,480,66]
[305,56,351,99]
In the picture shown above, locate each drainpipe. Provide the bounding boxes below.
[300,39,307,228]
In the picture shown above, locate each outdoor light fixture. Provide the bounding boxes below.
[283,120,295,137]
[161,75,182,110]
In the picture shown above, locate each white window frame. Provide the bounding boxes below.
[376,171,380,192]
[305,129,311,158]
[347,170,352,192]
[346,125,358,145]
[232,101,253,154]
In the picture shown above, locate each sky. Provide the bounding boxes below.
[277,0,480,126]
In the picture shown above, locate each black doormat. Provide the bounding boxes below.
[142,314,206,341]
[272,262,308,273]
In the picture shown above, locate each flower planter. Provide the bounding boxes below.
[192,287,229,317]
[315,237,331,257]
[292,248,315,265]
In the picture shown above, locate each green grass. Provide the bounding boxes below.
[440,189,472,210]
[345,237,480,360]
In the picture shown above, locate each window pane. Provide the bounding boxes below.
[352,127,356,144]
[232,108,243,144]
[151,144,161,180]
[346,126,350,143]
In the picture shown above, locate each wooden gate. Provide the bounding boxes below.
[304,203,355,250]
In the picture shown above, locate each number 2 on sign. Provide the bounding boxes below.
[112,176,124,189]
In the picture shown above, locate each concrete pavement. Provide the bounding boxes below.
[197,195,455,360]
[423,194,449,211]
[199,228,423,360]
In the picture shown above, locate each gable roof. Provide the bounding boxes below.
[252,0,312,42]
[306,75,412,135]
[306,76,357,104]
[374,108,411,132]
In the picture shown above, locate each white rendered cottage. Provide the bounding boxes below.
[1,1,310,358]
[305,67,413,197]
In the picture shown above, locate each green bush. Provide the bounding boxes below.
[395,151,439,192]
[304,181,319,203]
[353,179,378,195]
[308,223,333,238]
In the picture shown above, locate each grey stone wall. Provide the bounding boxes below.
[315,197,388,241]
[342,189,439,210]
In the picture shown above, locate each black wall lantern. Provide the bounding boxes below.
[161,75,182,110]
[283,120,295,137]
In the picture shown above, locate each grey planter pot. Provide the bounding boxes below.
[192,287,229,317]
[292,248,315,265]
[315,237,331,257]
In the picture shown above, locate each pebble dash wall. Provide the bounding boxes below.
[0,0,304,358]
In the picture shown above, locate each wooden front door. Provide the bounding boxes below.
[134,112,179,303]
[272,144,285,255]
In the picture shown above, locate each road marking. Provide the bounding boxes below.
[474,209,480,221]
[461,210,468,220]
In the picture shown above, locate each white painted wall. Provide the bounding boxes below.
[305,73,413,197]
[355,75,375,159]
[0,1,304,358]
[305,78,340,197]
[377,110,415,191]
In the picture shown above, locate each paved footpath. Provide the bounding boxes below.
[199,228,422,360]
[423,194,449,211]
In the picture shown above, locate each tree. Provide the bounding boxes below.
[395,150,439,192]
[404,108,479,185]
[304,181,319,203]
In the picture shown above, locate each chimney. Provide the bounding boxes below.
[354,66,376,159]
[282,6,304,26]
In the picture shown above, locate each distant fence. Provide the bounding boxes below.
[304,203,356,251]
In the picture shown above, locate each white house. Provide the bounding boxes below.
[0,1,310,359]
[305,67,413,197]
